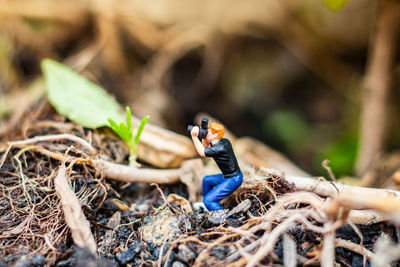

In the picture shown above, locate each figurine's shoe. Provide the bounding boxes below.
[207,209,229,224]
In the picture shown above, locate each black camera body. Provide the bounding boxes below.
[188,118,209,140]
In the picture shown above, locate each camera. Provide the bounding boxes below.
[188,117,209,140]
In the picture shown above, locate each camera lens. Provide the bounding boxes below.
[201,118,209,129]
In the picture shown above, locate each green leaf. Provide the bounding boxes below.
[119,122,131,141]
[323,0,347,12]
[108,109,149,164]
[126,106,132,132]
[107,118,119,133]
[108,119,125,141]
[42,59,124,128]
[134,116,149,146]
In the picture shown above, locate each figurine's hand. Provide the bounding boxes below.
[191,126,199,138]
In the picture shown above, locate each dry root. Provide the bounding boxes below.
[161,169,400,266]
[0,142,105,264]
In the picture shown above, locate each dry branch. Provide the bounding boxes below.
[0,133,203,206]
[347,210,388,225]
[8,133,96,153]
[95,158,203,201]
[283,173,400,224]
[285,174,400,199]
[335,238,376,261]
[95,159,181,184]
[356,0,400,176]
[54,165,97,254]
[331,193,400,226]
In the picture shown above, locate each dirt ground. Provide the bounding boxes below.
[1,100,400,267]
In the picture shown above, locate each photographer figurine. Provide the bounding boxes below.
[189,118,243,221]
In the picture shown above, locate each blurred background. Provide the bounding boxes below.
[0,0,399,181]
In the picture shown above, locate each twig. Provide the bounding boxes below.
[54,164,97,254]
[157,238,168,267]
[348,223,366,267]
[322,160,337,182]
[334,193,400,224]
[2,135,186,185]
[246,214,300,267]
[193,233,239,267]
[96,159,182,184]
[284,174,400,199]
[151,183,180,216]
[335,238,377,262]
[8,134,96,153]
[113,219,141,234]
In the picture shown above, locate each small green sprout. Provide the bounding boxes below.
[108,107,149,165]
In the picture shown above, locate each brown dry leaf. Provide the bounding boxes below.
[98,211,121,255]
[111,199,130,211]
[54,165,97,254]
[132,116,196,168]
[107,211,121,229]
[305,244,322,265]
[167,193,193,213]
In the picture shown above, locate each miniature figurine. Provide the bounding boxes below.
[188,118,243,221]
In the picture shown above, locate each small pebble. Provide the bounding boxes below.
[172,261,187,267]
[207,210,228,225]
[210,245,229,260]
[178,214,196,232]
[55,257,74,267]
[13,254,46,267]
[31,254,46,266]
[5,254,21,263]
[164,250,176,267]
[176,244,196,263]
[141,251,150,261]
[117,240,142,264]
[151,247,160,260]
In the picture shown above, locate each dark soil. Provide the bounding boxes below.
[2,156,400,266]
[1,101,399,266]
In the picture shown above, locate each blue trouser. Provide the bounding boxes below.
[202,172,243,211]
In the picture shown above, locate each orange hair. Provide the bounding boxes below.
[209,122,225,140]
